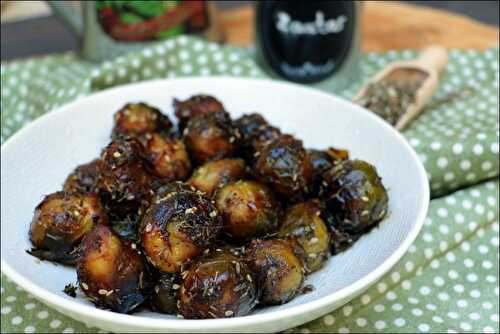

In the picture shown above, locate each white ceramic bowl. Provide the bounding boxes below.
[1,77,429,333]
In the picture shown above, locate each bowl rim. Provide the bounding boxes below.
[0,76,429,331]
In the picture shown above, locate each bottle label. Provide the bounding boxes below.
[257,1,355,83]
[276,11,347,35]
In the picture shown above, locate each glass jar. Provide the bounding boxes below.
[47,0,224,62]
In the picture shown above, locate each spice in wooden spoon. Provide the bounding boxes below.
[354,46,448,130]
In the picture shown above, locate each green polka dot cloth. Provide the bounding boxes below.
[1,36,498,333]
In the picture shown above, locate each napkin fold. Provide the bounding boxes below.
[1,36,498,333]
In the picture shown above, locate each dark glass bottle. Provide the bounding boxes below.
[256,1,362,90]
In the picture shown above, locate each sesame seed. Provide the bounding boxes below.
[361,196,370,202]
[172,284,180,290]
[209,211,217,218]
[106,290,114,296]
[131,243,137,249]
[235,262,241,274]
[113,151,121,158]
[310,237,319,244]
[185,207,197,214]
[145,223,152,232]
[362,210,370,216]
[98,289,108,295]
[81,282,89,290]
[225,310,234,316]
[309,253,317,258]
[246,274,253,282]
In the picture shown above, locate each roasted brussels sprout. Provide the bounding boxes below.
[308,150,333,174]
[308,147,349,177]
[320,159,389,243]
[112,103,172,139]
[253,135,314,200]
[116,182,197,242]
[328,227,357,255]
[140,188,222,273]
[278,200,330,272]
[243,239,304,305]
[63,159,102,194]
[97,137,154,217]
[174,95,225,131]
[308,148,349,196]
[150,273,179,314]
[28,192,108,264]
[215,180,279,243]
[187,158,246,197]
[142,133,191,180]
[234,113,281,161]
[183,111,237,165]
[77,224,151,313]
[151,181,197,200]
[177,249,257,318]
[108,212,143,243]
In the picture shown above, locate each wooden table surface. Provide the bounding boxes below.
[221,1,499,50]
[1,1,499,61]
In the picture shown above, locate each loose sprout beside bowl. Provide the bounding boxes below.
[27,95,389,319]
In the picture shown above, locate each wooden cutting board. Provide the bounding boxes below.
[219,1,499,50]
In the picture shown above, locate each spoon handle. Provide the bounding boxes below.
[412,46,448,76]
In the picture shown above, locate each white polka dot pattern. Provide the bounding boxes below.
[292,180,499,333]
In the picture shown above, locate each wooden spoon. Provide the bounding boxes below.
[354,46,448,130]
